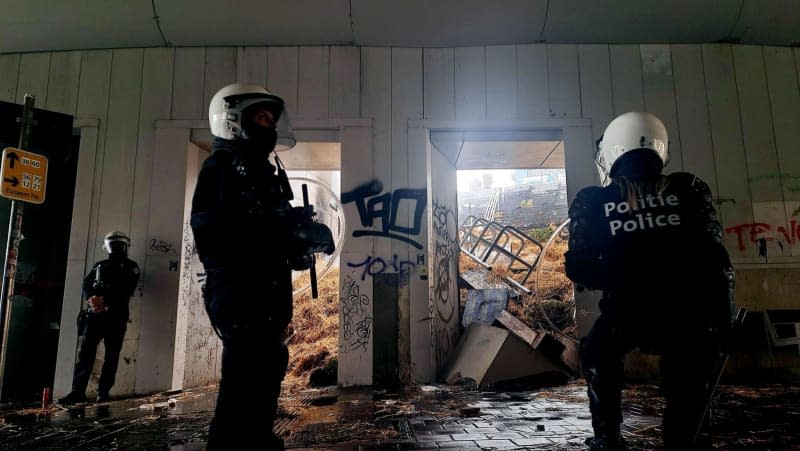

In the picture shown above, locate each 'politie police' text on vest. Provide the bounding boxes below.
[603,194,681,236]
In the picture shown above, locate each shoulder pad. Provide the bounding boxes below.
[668,172,712,198]
[201,149,233,169]
[569,186,604,213]
[574,186,604,202]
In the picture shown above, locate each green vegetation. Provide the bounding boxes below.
[527,226,553,243]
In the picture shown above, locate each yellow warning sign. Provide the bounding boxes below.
[0,147,48,204]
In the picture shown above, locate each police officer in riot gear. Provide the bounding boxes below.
[58,231,140,404]
[565,112,734,450]
[191,84,334,450]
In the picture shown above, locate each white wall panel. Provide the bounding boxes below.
[766,47,800,200]
[641,44,683,172]
[171,48,205,120]
[0,54,20,103]
[547,44,581,118]
[703,44,754,258]
[517,44,549,119]
[454,47,486,120]
[424,48,455,120]
[236,46,267,87]
[298,46,330,119]
[578,44,613,144]
[16,52,50,105]
[361,47,393,260]
[45,51,81,116]
[339,126,374,386]
[95,49,143,262]
[423,49,455,121]
[672,44,718,195]
[734,45,789,259]
[390,47,423,247]
[76,50,112,268]
[136,127,190,394]
[765,47,800,257]
[330,46,360,119]
[202,47,236,120]
[267,47,298,118]
[610,45,644,115]
[390,47,423,380]
[486,45,517,120]
[130,48,175,268]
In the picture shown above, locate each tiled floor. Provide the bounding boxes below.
[1,381,798,450]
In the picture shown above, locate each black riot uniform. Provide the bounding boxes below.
[191,137,310,450]
[69,254,139,402]
[194,83,333,450]
[566,169,734,449]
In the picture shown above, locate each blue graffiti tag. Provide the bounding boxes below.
[341,179,427,249]
[347,254,416,281]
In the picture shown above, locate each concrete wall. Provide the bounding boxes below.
[5,43,790,396]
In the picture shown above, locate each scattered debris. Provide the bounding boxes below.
[442,323,569,388]
[137,398,177,412]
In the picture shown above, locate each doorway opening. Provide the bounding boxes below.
[453,135,575,339]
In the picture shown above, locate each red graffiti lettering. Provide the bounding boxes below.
[725,220,800,251]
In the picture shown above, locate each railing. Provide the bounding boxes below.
[458,215,544,295]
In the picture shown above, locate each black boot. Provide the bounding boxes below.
[585,431,627,451]
[58,391,88,405]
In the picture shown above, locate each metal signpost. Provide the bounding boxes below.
[0,94,48,401]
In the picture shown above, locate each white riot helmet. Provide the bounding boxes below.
[208,83,296,151]
[103,231,131,255]
[595,112,669,185]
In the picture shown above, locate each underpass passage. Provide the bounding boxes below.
[458,215,544,296]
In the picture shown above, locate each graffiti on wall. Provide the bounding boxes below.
[341,179,427,249]
[180,222,206,307]
[341,275,372,353]
[749,173,800,193]
[432,199,459,323]
[725,220,800,251]
[724,201,800,253]
[434,324,458,367]
[347,254,416,281]
[149,238,175,254]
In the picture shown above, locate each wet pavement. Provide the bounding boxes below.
[1,380,799,450]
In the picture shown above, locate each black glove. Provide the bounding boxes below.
[289,254,313,271]
[292,221,335,255]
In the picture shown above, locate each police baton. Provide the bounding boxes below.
[301,184,318,299]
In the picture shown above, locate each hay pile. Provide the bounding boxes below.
[286,267,339,389]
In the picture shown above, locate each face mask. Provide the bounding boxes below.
[108,242,127,256]
[242,125,278,150]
